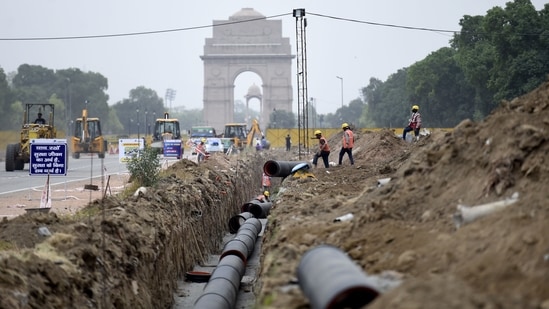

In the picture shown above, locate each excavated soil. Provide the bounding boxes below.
[1,81,549,309]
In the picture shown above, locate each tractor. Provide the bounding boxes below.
[5,103,57,171]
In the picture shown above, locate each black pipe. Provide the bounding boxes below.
[297,245,380,309]
[220,218,262,263]
[228,212,254,234]
[219,238,250,263]
[193,255,245,309]
[263,160,309,177]
[249,201,272,218]
[236,218,263,238]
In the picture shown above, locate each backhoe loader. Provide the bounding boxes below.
[151,112,183,158]
[222,119,270,152]
[71,104,107,159]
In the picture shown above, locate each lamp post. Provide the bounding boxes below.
[152,112,156,138]
[136,108,140,139]
[129,118,133,136]
[145,109,148,136]
[336,76,343,108]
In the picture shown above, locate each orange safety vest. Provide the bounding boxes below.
[196,143,206,154]
[262,173,271,187]
[319,136,330,152]
[342,129,354,148]
[409,112,422,129]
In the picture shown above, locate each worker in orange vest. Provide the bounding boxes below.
[196,138,207,163]
[338,123,354,166]
[312,130,330,168]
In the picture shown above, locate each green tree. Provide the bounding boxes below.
[453,0,549,110]
[361,70,409,128]
[268,109,296,128]
[112,86,165,135]
[407,47,475,127]
[0,68,16,130]
[12,64,57,103]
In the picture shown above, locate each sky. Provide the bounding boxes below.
[1,1,546,115]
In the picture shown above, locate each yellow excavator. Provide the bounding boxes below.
[223,119,269,151]
[71,103,107,159]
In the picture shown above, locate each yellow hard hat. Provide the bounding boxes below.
[341,123,349,129]
[263,191,270,197]
[412,105,419,111]
[314,130,322,135]
[201,138,207,143]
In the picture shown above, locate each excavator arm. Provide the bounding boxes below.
[81,108,89,142]
[246,119,262,147]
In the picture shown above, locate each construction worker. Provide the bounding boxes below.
[34,112,46,124]
[338,123,354,166]
[312,130,330,168]
[196,138,207,162]
[263,190,271,202]
[285,134,291,151]
[403,105,422,141]
[262,172,271,192]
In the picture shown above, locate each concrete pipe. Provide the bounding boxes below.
[193,277,237,309]
[219,238,250,264]
[228,212,254,234]
[240,200,257,213]
[193,255,246,309]
[193,293,231,309]
[233,228,258,257]
[238,217,263,236]
[297,245,380,309]
[263,160,309,177]
[249,201,272,219]
[220,218,262,263]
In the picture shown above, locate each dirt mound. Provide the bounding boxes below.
[0,153,263,308]
[1,82,548,308]
[258,82,549,308]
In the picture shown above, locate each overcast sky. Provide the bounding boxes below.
[1,1,545,115]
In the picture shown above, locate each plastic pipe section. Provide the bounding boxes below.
[297,245,380,309]
[263,160,308,177]
[241,200,272,219]
[228,212,254,234]
[193,254,246,309]
[220,217,262,263]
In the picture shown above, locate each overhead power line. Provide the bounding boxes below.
[0,10,542,42]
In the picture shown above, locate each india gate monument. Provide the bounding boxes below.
[200,8,294,132]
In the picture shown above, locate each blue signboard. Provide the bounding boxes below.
[164,140,182,158]
[29,139,68,176]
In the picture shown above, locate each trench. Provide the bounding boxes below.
[145,153,267,308]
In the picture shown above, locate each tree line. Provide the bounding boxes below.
[0,0,547,133]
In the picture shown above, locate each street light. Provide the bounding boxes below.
[336,76,344,108]
[145,109,148,136]
[136,108,140,139]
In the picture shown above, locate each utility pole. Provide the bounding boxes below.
[294,8,309,159]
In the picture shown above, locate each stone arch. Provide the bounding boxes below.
[200,8,294,132]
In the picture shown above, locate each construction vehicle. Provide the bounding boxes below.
[151,112,183,157]
[71,103,107,159]
[222,119,269,152]
[5,103,57,171]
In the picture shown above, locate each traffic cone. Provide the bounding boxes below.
[109,145,115,155]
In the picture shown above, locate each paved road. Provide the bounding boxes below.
[0,155,128,195]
